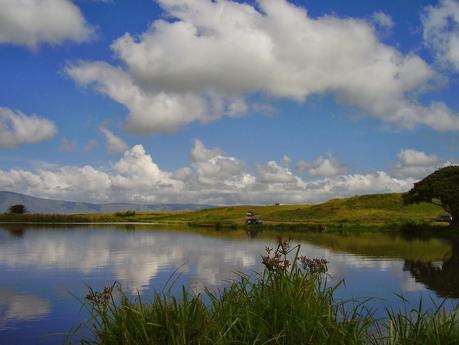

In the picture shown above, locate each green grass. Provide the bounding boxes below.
[0,193,445,230]
[261,194,441,225]
[70,241,459,345]
[385,299,459,345]
[108,193,444,227]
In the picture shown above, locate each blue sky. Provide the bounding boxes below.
[0,0,458,204]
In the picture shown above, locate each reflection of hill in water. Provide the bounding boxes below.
[279,233,452,262]
[3,225,452,262]
[277,232,459,298]
[404,241,459,298]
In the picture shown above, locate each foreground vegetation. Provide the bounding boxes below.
[0,193,447,232]
[72,241,459,345]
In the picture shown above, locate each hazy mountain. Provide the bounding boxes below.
[0,191,212,214]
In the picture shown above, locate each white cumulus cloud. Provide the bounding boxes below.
[256,160,302,186]
[99,126,128,154]
[0,107,57,148]
[66,61,243,133]
[392,148,457,178]
[393,149,438,178]
[0,145,181,202]
[113,144,182,191]
[423,0,459,71]
[0,0,94,48]
[66,0,459,133]
[297,153,346,177]
[372,11,394,29]
[398,149,438,167]
[0,140,419,205]
[185,139,255,189]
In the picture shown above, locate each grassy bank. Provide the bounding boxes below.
[72,242,459,345]
[120,193,443,227]
[0,193,447,232]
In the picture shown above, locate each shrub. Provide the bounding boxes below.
[115,210,136,217]
[8,204,27,214]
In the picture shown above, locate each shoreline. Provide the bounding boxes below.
[0,193,448,232]
[0,218,454,235]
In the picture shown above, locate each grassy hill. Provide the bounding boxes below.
[0,193,444,229]
[116,193,443,226]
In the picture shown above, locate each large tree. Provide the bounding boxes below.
[8,204,27,214]
[403,166,459,226]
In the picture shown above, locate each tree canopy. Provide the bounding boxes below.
[403,166,459,225]
[8,204,27,214]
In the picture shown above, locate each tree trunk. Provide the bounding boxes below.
[450,209,459,227]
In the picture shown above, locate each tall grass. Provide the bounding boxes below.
[384,298,459,345]
[71,241,459,345]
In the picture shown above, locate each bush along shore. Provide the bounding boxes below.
[71,241,459,345]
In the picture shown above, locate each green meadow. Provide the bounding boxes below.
[0,193,445,232]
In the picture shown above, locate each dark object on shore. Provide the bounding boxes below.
[246,211,263,225]
[433,214,453,222]
[8,204,27,214]
[115,210,136,217]
[403,166,459,226]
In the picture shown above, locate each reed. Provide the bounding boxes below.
[383,298,459,345]
[71,241,459,345]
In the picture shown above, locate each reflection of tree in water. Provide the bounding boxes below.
[404,240,459,298]
[124,224,136,232]
[1,225,26,238]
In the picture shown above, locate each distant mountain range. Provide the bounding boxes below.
[0,191,213,214]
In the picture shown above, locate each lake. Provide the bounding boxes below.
[0,224,458,344]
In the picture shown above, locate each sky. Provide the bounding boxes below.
[0,0,459,205]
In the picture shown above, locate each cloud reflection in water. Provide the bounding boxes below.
[0,289,51,328]
[0,226,429,295]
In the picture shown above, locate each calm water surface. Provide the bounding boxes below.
[0,224,458,344]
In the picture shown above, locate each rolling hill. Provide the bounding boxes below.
[0,191,212,214]
[132,193,443,225]
[0,192,445,227]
